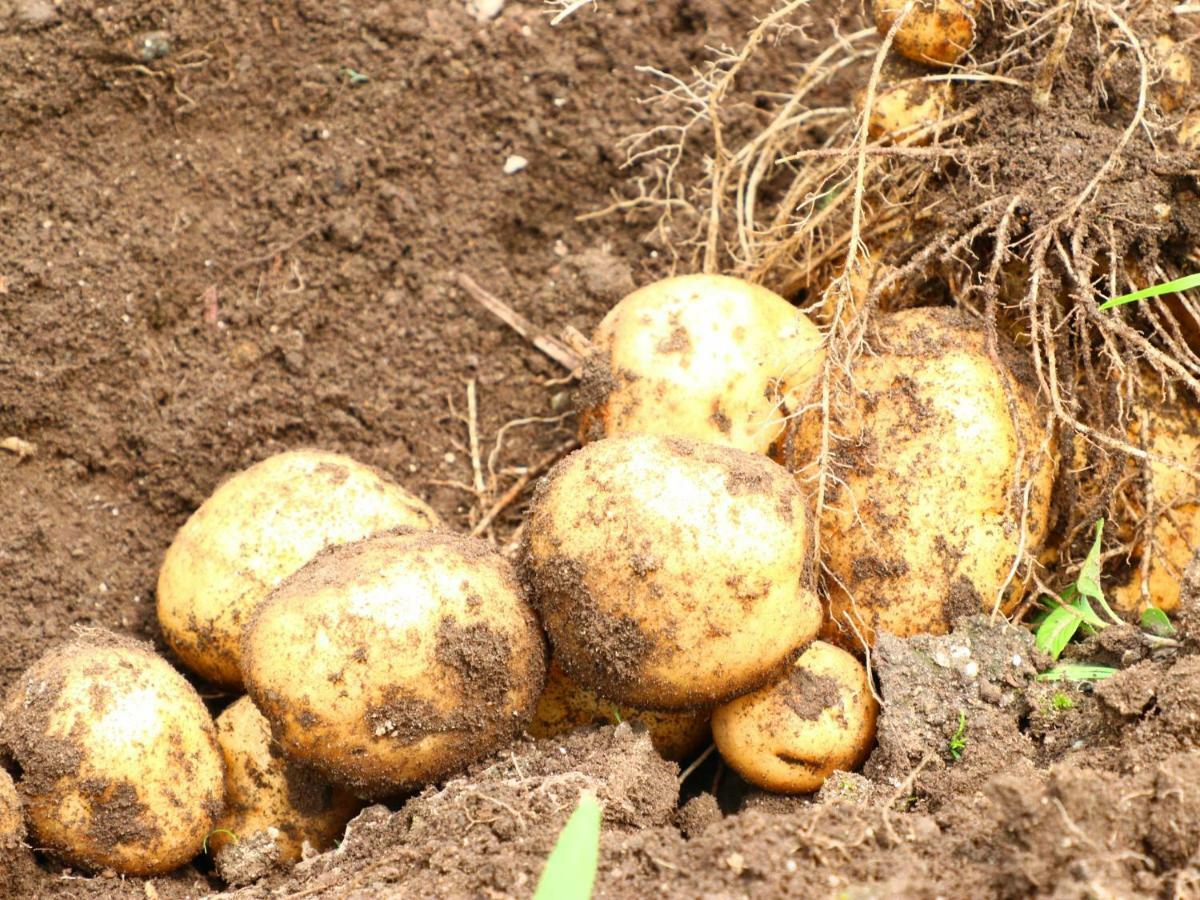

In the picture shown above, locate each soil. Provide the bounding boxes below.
[4,1,1200,898]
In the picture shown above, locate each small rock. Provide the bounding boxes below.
[466,0,505,21]
[14,0,55,24]
[503,154,528,175]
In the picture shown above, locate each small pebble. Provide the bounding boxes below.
[503,154,528,175]
[466,0,505,22]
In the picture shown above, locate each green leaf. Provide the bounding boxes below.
[1141,606,1176,637]
[1036,663,1118,682]
[1076,520,1105,601]
[1035,605,1085,660]
[534,791,602,900]
[1098,272,1200,310]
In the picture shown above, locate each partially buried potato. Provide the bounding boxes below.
[242,530,546,798]
[859,77,953,145]
[872,0,978,67]
[712,641,877,794]
[1112,385,1200,615]
[578,274,824,455]
[209,697,362,877]
[0,766,25,855]
[528,661,711,763]
[0,630,225,875]
[522,433,821,710]
[788,307,1057,645]
[158,449,440,688]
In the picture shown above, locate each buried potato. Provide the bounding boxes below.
[158,449,440,688]
[241,530,546,798]
[712,642,877,794]
[0,766,24,853]
[522,434,821,710]
[872,0,979,67]
[528,661,711,763]
[208,697,362,877]
[788,307,1057,645]
[0,630,225,876]
[578,274,824,455]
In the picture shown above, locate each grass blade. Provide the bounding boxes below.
[1098,272,1200,310]
[534,791,602,900]
[1037,663,1117,682]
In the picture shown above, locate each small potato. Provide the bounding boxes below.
[522,434,821,710]
[1153,36,1193,114]
[528,661,711,762]
[858,78,953,144]
[872,0,978,67]
[209,697,362,871]
[1179,111,1200,150]
[578,274,824,455]
[787,307,1057,645]
[158,449,440,688]
[242,530,546,798]
[712,642,877,794]
[1112,391,1200,615]
[0,631,225,875]
[0,766,24,850]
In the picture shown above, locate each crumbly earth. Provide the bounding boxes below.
[4,0,1200,897]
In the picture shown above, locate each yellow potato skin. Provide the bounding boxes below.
[528,661,711,762]
[209,697,362,865]
[0,632,225,876]
[579,274,824,455]
[861,79,953,144]
[789,307,1056,646]
[158,449,440,688]
[242,530,547,799]
[1112,395,1200,615]
[712,642,877,794]
[1153,36,1193,114]
[523,434,821,710]
[0,767,23,849]
[872,0,977,67]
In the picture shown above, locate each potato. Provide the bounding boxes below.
[522,434,821,710]
[1153,36,1193,114]
[158,449,440,688]
[0,766,23,851]
[578,274,824,455]
[1112,391,1200,614]
[242,530,546,798]
[1179,111,1200,150]
[0,630,225,875]
[208,697,361,870]
[787,307,1057,645]
[872,0,978,67]
[528,661,711,762]
[858,78,953,144]
[712,641,877,794]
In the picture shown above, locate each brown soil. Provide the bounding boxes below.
[4,1,1200,898]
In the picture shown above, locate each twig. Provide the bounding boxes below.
[466,380,485,498]
[456,273,583,372]
[471,441,577,537]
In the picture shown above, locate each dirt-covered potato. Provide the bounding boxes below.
[859,78,953,144]
[0,766,23,852]
[1178,111,1200,150]
[1153,36,1193,114]
[872,0,978,67]
[712,642,877,794]
[209,697,362,874]
[528,661,711,762]
[523,434,821,710]
[788,307,1057,645]
[0,630,225,875]
[578,274,824,455]
[1112,392,1200,614]
[242,530,546,798]
[158,449,440,688]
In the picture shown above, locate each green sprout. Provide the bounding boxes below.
[202,828,239,855]
[534,791,602,900]
[1034,520,1123,661]
[1051,692,1074,711]
[339,67,370,85]
[1098,272,1200,310]
[1036,663,1117,683]
[1141,606,1176,638]
[948,710,967,761]
[611,707,622,724]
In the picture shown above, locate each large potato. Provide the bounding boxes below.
[788,307,1056,645]
[578,274,824,455]
[158,449,440,688]
[522,434,821,710]
[1112,390,1200,614]
[0,631,225,875]
[528,661,711,762]
[242,530,546,798]
[209,697,361,873]
[712,641,877,794]
[872,0,978,67]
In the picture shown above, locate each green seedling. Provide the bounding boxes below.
[1051,692,1074,711]
[202,828,239,855]
[948,710,967,761]
[611,707,622,724]
[1034,519,1123,660]
[339,67,370,85]
[1036,663,1117,683]
[1098,272,1200,310]
[1141,606,1176,638]
[534,791,602,900]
